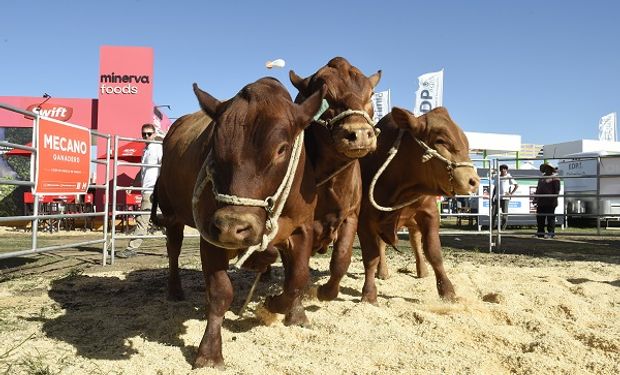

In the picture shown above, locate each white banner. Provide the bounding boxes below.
[413,69,444,116]
[598,112,617,142]
[372,89,391,123]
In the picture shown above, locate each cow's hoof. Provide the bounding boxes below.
[361,293,378,305]
[317,284,338,301]
[416,264,429,278]
[437,280,457,302]
[255,304,279,326]
[439,290,457,302]
[193,355,224,369]
[376,269,390,280]
[283,306,309,327]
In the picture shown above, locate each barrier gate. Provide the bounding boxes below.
[0,102,112,263]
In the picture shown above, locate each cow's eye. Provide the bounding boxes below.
[276,144,289,157]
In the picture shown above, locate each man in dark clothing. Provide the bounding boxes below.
[533,163,561,238]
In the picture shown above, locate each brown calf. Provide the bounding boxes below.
[153,77,325,367]
[290,57,381,300]
[358,107,479,303]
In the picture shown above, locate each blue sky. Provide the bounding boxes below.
[1,0,618,145]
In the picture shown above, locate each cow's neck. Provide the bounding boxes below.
[399,130,445,195]
[375,126,444,205]
[305,124,356,182]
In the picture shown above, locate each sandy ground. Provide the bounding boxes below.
[0,231,618,375]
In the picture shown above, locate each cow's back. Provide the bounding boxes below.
[158,111,213,226]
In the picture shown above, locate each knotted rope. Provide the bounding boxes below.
[369,130,476,212]
[315,108,377,131]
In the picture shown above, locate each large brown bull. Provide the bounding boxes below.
[289,57,381,301]
[152,77,325,368]
[358,107,479,303]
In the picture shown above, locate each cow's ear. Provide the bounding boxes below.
[193,83,221,118]
[392,107,422,134]
[296,84,327,129]
[368,70,382,88]
[289,70,310,94]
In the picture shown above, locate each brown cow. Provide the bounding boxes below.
[289,57,381,301]
[152,77,325,368]
[357,107,480,303]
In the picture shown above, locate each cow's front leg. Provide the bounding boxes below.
[358,222,382,304]
[193,239,233,369]
[376,240,389,280]
[317,215,356,301]
[265,224,312,326]
[166,223,186,301]
[408,223,429,278]
[418,214,456,301]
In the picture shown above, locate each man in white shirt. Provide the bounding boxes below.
[117,123,163,258]
[492,164,518,230]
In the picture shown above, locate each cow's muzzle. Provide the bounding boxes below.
[452,170,481,195]
[333,122,377,158]
[206,208,263,249]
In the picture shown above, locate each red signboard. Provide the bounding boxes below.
[96,46,153,187]
[0,96,96,129]
[34,117,91,194]
[97,46,153,138]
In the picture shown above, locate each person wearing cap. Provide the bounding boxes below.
[492,164,518,230]
[117,123,163,258]
[533,163,561,239]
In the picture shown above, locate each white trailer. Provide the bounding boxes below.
[557,153,620,217]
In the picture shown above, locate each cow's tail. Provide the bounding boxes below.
[150,179,166,227]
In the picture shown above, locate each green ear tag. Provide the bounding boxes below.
[313,99,329,121]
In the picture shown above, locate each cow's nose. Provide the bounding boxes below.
[209,210,261,246]
[345,128,375,142]
[469,177,480,190]
[344,127,376,146]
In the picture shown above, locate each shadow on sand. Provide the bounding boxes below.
[36,266,280,363]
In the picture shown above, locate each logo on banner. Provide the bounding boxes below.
[414,69,444,116]
[35,117,91,194]
[372,90,391,123]
[99,72,151,95]
[25,104,74,121]
[598,112,617,142]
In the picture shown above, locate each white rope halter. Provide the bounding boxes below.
[369,130,476,212]
[315,108,377,130]
[312,100,378,187]
[192,131,305,268]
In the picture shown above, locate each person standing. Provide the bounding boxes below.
[492,164,518,230]
[117,124,163,258]
[534,163,561,238]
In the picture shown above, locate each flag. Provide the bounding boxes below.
[413,69,443,116]
[598,112,617,142]
[372,89,391,123]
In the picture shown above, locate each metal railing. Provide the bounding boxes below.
[107,135,199,264]
[0,102,111,263]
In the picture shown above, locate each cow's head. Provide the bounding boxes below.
[192,78,326,249]
[290,57,381,158]
[391,107,480,195]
